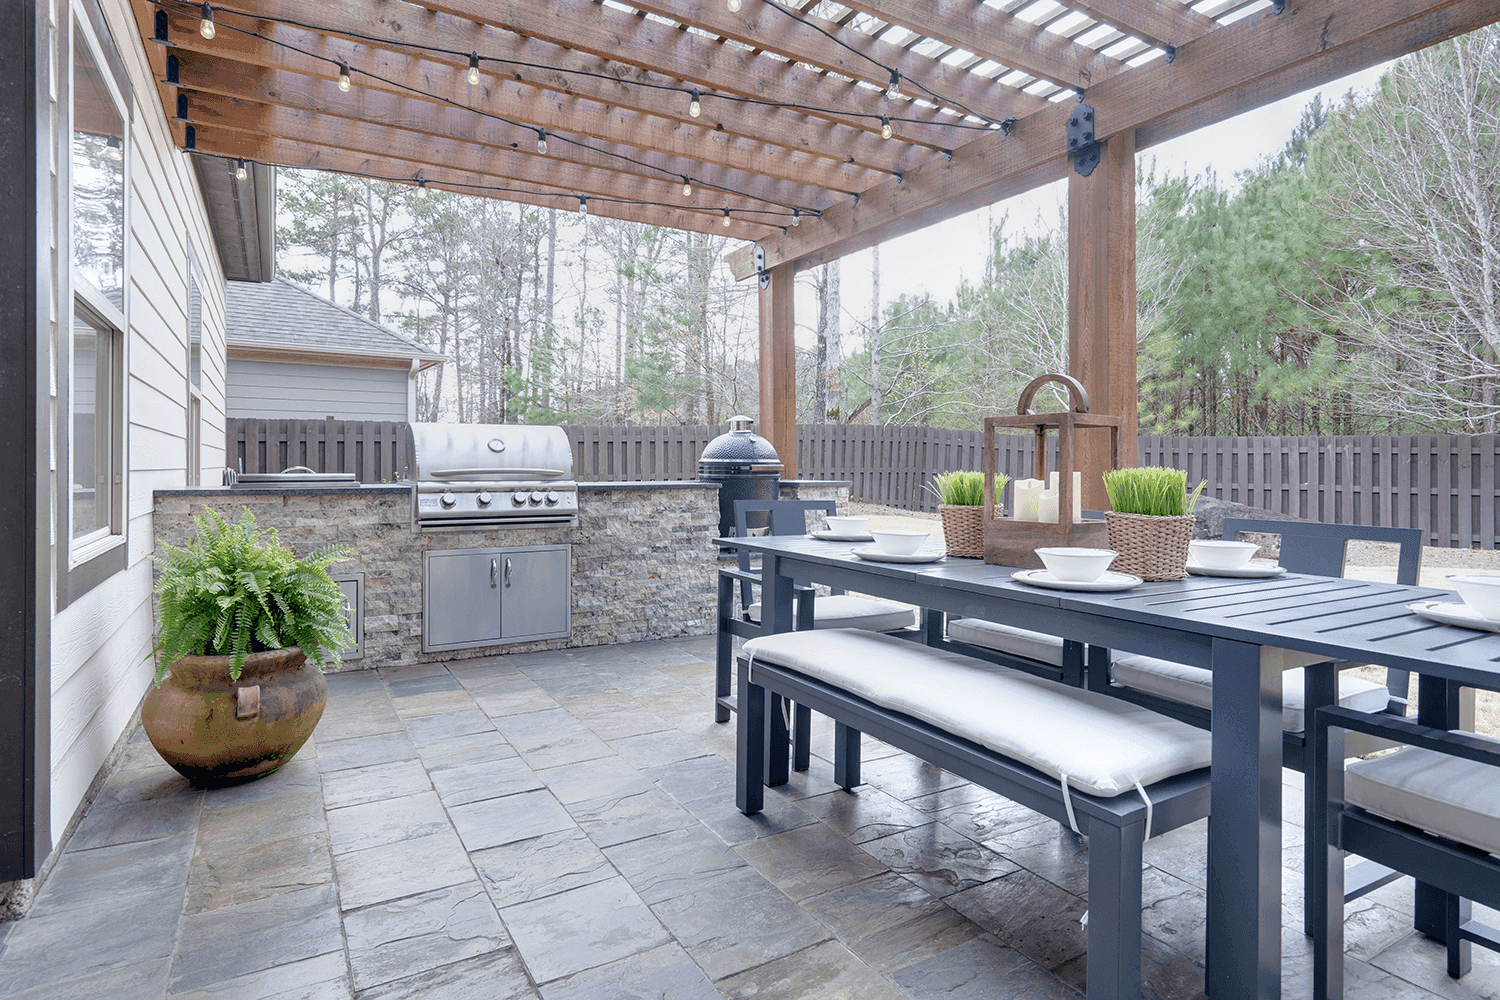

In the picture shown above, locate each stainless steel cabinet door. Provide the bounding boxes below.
[499,545,571,641]
[423,548,504,651]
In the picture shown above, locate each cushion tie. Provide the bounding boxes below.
[1134,780,1154,842]
[1060,773,1080,835]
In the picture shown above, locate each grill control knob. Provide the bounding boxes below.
[511,492,528,506]
[529,490,545,505]
[439,490,457,509]
[476,491,493,507]
[544,491,561,506]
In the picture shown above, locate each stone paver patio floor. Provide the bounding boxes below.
[1,636,1495,999]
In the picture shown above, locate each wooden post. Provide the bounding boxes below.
[1068,131,1138,510]
[758,262,798,479]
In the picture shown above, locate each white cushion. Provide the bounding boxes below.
[1110,654,1391,732]
[745,595,915,633]
[947,619,1065,667]
[1346,732,1500,855]
[742,629,1211,798]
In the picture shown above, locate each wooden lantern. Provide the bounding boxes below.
[982,373,1123,568]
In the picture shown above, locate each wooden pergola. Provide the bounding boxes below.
[133,0,1499,505]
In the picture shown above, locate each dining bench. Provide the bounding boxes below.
[735,628,1214,1000]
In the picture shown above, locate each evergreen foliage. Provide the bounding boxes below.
[150,508,355,685]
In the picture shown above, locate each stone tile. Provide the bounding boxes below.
[344,882,510,991]
[419,730,520,772]
[1142,817,1208,891]
[430,756,544,807]
[0,885,183,994]
[858,822,1020,899]
[196,753,323,809]
[473,829,616,908]
[91,762,196,807]
[538,942,719,1000]
[402,708,497,747]
[186,829,333,915]
[392,687,480,718]
[332,827,477,911]
[495,708,614,770]
[568,785,698,849]
[981,821,1092,897]
[28,832,195,917]
[734,823,889,901]
[680,788,818,847]
[8,958,170,1000]
[500,876,670,984]
[909,782,1052,845]
[314,730,419,773]
[164,951,351,1000]
[384,672,463,697]
[170,883,343,993]
[1052,930,1202,1000]
[65,792,201,851]
[320,758,433,810]
[195,789,328,855]
[945,869,1088,972]
[315,707,406,743]
[379,662,453,683]
[451,789,577,852]
[649,867,830,980]
[571,707,673,743]
[856,753,968,801]
[534,756,652,806]
[798,786,933,844]
[602,826,748,905]
[355,950,536,1000]
[891,934,1079,1000]
[714,939,907,1000]
[608,730,714,770]
[799,872,983,974]
[326,790,454,855]
[474,687,563,719]
[1139,867,1208,962]
[642,754,737,806]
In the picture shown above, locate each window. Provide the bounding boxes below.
[70,306,121,544]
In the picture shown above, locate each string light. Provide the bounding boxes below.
[886,69,902,102]
[880,116,892,140]
[688,90,701,118]
[681,177,692,197]
[467,53,480,86]
[105,135,123,162]
[337,59,351,92]
[727,0,742,10]
[791,209,800,227]
[578,196,587,214]
[235,157,247,180]
[722,209,731,227]
[535,129,547,155]
[198,3,215,39]
[416,178,428,199]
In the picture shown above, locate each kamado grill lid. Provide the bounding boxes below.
[698,415,783,474]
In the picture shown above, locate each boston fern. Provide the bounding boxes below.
[151,507,354,685]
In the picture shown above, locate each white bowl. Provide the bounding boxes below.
[1188,539,1261,570]
[1449,575,1500,620]
[825,515,869,535]
[1035,547,1118,583]
[870,529,929,556]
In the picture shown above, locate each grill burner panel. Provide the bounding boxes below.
[410,423,578,529]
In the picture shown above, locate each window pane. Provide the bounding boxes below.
[72,311,110,539]
[72,23,125,300]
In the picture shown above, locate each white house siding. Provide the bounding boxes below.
[46,0,227,844]
[226,358,411,421]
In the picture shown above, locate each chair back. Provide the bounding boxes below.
[732,499,837,574]
[1220,519,1423,585]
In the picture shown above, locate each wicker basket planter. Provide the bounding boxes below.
[1105,511,1195,581]
[939,504,994,559]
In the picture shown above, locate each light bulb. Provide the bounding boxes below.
[682,179,692,197]
[536,130,547,155]
[578,197,587,215]
[235,157,247,181]
[105,135,123,162]
[337,61,351,93]
[728,0,742,10]
[689,90,701,118]
[791,209,800,227]
[886,69,902,102]
[417,180,428,199]
[199,3,215,39]
[467,54,480,86]
[722,210,731,227]
[881,116,892,140]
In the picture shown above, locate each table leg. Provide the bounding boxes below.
[1207,638,1284,1000]
[1307,665,1344,1000]
[715,572,735,723]
[1303,663,1338,937]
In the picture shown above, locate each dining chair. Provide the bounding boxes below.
[713,499,917,724]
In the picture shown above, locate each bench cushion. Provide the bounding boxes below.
[745,595,916,632]
[1110,655,1390,732]
[947,618,1065,667]
[1345,732,1500,855]
[742,629,1211,798]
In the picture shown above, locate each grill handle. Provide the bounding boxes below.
[427,467,566,480]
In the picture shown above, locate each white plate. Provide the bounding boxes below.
[851,547,945,564]
[1011,569,1143,592]
[812,530,875,542]
[1406,600,1500,633]
[1185,562,1287,579]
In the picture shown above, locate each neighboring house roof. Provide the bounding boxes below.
[225,278,447,371]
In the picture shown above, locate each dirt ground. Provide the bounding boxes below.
[839,500,1500,737]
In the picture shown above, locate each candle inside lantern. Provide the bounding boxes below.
[1047,471,1083,522]
[1039,489,1060,524]
[1012,478,1045,521]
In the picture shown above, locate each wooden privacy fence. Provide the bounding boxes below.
[226,421,1500,548]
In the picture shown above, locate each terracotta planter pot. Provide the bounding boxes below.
[141,647,327,788]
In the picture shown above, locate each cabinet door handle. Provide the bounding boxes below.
[504,557,513,588]
[490,558,498,588]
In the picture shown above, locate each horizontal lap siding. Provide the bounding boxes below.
[226,359,408,422]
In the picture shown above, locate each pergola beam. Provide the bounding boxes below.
[1067,0,1218,49]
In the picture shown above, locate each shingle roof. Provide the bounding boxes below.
[225,278,445,368]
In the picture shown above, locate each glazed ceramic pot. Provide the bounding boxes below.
[141,647,327,788]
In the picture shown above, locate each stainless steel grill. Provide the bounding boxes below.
[409,423,578,528]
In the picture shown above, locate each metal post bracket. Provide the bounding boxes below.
[754,246,770,290]
[1068,103,1100,177]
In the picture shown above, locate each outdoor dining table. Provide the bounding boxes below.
[723,532,1500,1000]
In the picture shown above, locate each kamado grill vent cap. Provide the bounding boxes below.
[698,416,783,474]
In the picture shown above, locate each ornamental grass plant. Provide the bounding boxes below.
[1102,467,1206,517]
[151,507,354,684]
[924,470,1009,506]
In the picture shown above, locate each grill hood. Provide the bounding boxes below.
[410,423,573,482]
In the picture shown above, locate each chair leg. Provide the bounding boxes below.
[736,659,764,815]
[764,691,790,787]
[1446,893,1473,979]
[793,703,811,771]
[1310,703,1345,1000]
[715,573,735,723]
[833,721,861,790]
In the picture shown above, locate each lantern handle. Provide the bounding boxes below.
[1016,373,1091,415]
